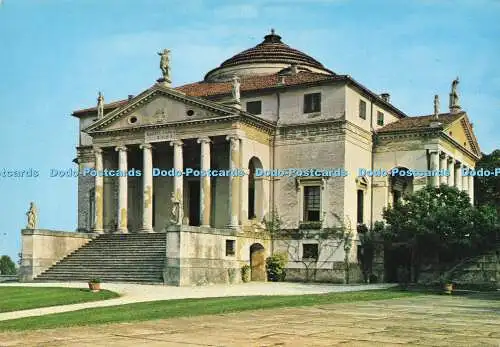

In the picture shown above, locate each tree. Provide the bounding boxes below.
[475,149,500,211]
[0,255,16,275]
[266,209,351,282]
[382,185,499,282]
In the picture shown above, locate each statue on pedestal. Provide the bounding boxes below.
[434,95,440,118]
[169,192,180,225]
[449,77,460,111]
[97,91,104,119]
[231,75,240,103]
[157,49,171,82]
[26,202,38,229]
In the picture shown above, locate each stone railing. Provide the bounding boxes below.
[19,229,97,281]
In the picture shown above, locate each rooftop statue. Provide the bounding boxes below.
[231,75,240,102]
[158,49,171,82]
[97,91,104,119]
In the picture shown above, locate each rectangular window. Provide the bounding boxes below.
[359,100,367,120]
[357,189,364,224]
[89,188,95,230]
[304,186,321,221]
[225,239,235,256]
[246,100,262,115]
[377,111,384,126]
[303,93,321,113]
[303,244,319,260]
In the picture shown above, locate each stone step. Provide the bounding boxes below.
[34,231,168,283]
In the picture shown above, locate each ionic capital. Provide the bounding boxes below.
[140,143,153,150]
[170,140,183,147]
[226,134,240,144]
[115,145,127,152]
[93,147,103,155]
[197,137,211,144]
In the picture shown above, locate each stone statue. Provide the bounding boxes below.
[170,192,180,224]
[97,91,104,119]
[157,49,171,81]
[450,77,460,109]
[434,95,440,118]
[26,202,38,229]
[231,75,240,102]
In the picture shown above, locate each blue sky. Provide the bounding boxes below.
[0,0,499,261]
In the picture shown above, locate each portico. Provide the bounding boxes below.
[91,134,261,234]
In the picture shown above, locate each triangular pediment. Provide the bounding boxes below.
[443,113,481,156]
[85,84,240,134]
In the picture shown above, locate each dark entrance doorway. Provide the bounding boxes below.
[250,243,266,281]
[188,180,200,226]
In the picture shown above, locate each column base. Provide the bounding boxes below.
[91,228,104,234]
[138,228,155,233]
[115,228,129,234]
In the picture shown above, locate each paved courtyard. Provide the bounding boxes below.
[0,293,498,346]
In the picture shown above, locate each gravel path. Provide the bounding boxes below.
[0,282,394,321]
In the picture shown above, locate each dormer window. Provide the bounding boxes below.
[304,93,321,113]
[246,100,262,115]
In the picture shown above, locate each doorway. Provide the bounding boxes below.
[250,243,266,281]
[188,180,200,226]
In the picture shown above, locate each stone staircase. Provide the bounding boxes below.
[34,233,167,283]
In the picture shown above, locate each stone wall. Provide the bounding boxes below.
[164,225,270,286]
[418,249,500,288]
[19,229,96,281]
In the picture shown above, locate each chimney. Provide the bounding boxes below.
[128,95,134,100]
[380,93,390,103]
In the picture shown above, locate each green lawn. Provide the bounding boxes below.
[0,287,119,313]
[0,289,419,332]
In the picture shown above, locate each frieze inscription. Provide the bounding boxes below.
[145,128,176,142]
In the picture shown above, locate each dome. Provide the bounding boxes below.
[204,30,334,81]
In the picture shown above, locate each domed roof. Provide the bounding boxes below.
[204,30,334,81]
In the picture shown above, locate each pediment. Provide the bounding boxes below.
[85,85,238,134]
[443,113,480,157]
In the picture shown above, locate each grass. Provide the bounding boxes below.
[0,287,119,313]
[0,289,419,332]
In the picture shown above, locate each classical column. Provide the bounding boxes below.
[462,166,469,194]
[226,135,240,228]
[447,157,454,187]
[140,143,154,232]
[170,140,184,224]
[439,152,447,185]
[454,162,462,190]
[92,148,104,234]
[197,137,211,227]
[468,174,474,204]
[115,146,128,233]
[429,150,439,187]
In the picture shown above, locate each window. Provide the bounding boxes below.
[88,188,95,229]
[359,100,367,120]
[225,239,235,256]
[357,189,364,224]
[246,100,262,115]
[303,244,319,260]
[377,111,384,126]
[303,93,321,113]
[304,186,321,221]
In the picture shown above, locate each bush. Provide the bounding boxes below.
[89,278,101,283]
[369,274,378,283]
[241,265,251,282]
[266,253,288,282]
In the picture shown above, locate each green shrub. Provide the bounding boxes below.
[266,253,288,282]
[241,265,251,282]
[89,278,101,283]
